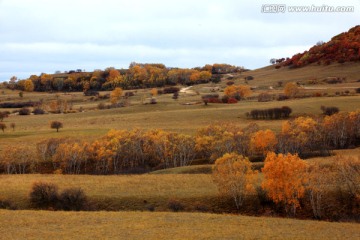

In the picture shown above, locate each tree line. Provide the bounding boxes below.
[1,110,359,174]
[4,63,245,92]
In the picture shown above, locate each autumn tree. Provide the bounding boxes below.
[262,152,307,216]
[24,79,35,92]
[212,153,258,209]
[284,82,299,98]
[306,162,334,219]
[334,155,360,201]
[150,88,158,96]
[195,123,258,162]
[110,87,123,105]
[0,146,36,174]
[50,121,63,132]
[278,116,325,156]
[53,141,89,174]
[224,85,252,100]
[250,129,277,156]
[10,123,15,131]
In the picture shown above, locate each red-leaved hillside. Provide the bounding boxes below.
[281,25,360,68]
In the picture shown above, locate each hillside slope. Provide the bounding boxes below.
[282,25,360,67]
[243,62,360,87]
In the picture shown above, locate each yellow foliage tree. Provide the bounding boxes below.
[250,129,277,156]
[53,142,89,174]
[279,116,322,155]
[262,152,307,215]
[284,82,299,98]
[224,85,252,99]
[110,87,123,104]
[213,153,258,209]
[24,79,34,92]
[150,88,158,96]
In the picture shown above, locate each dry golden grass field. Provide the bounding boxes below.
[1,210,359,240]
[0,174,217,211]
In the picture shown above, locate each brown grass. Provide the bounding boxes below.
[0,210,359,240]
[0,174,217,211]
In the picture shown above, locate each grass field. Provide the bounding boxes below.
[1,210,359,240]
[1,91,360,151]
[0,174,218,211]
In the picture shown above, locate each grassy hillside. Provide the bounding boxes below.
[243,62,360,87]
[1,210,359,240]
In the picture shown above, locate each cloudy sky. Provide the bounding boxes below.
[0,0,359,81]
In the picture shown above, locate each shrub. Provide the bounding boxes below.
[124,91,135,97]
[172,92,179,100]
[0,122,7,132]
[32,108,45,115]
[163,87,180,94]
[221,95,229,103]
[29,182,59,209]
[0,199,17,210]
[97,102,107,110]
[59,188,88,211]
[277,94,289,101]
[168,199,184,212]
[226,81,235,86]
[321,106,339,116]
[202,94,220,105]
[227,98,238,104]
[19,107,31,115]
[249,106,292,120]
[0,101,39,108]
[150,97,157,104]
[356,88,360,94]
[245,76,254,81]
[258,93,272,102]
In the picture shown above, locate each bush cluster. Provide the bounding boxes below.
[18,107,31,115]
[29,182,88,211]
[163,87,180,94]
[321,106,339,116]
[0,101,39,108]
[247,106,292,120]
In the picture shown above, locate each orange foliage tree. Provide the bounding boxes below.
[213,153,258,209]
[224,85,252,100]
[262,152,307,215]
[284,82,299,98]
[110,87,123,104]
[250,129,277,156]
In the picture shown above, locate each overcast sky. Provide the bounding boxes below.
[0,0,359,81]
